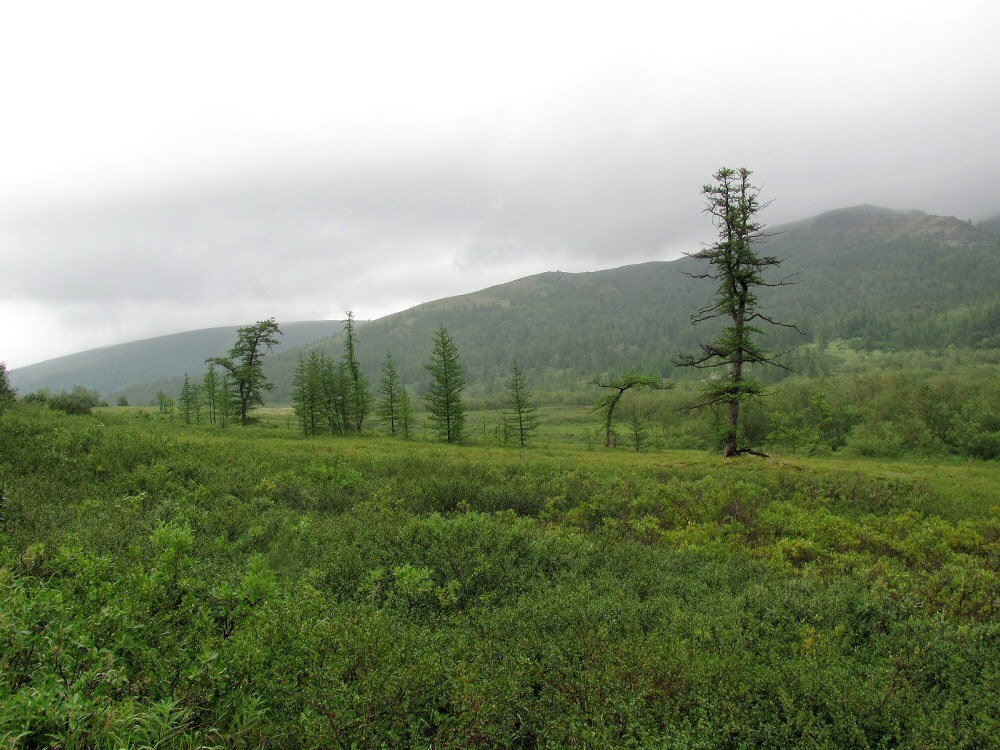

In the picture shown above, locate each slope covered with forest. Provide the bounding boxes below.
[261,205,999,399]
[12,205,1000,404]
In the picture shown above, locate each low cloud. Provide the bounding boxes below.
[2,24,998,369]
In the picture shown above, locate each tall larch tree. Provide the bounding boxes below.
[342,311,372,433]
[677,167,798,457]
[424,326,466,443]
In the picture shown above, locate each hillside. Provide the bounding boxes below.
[13,205,1000,403]
[263,205,999,398]
[981,213,1000,238]
[9,320,342,399]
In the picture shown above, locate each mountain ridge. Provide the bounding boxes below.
[10,204,1000,402]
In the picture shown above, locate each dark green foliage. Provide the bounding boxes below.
[292,352,322,436]
[217,374,234,428]
[425,326,467,443]
[292,348,383,439]
[208,318,282,425]
[34,385,106,415]
[177,373,201,424]
[502,361,538,447]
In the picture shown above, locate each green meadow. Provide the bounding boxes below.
[1,404,996,748]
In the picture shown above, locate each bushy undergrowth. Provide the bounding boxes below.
[1,406,997,748]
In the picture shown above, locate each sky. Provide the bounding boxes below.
[2,0,998,370]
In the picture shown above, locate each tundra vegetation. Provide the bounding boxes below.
[1,388,997,747]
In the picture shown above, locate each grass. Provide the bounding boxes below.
[8,403,992,746]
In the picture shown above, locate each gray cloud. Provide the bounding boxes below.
[2,1,999,368]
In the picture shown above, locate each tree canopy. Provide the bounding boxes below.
[208,318,282,425]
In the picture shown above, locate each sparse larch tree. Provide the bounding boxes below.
[591,373,669,448]
[627,403,647,452]
[217,374,234,428]
[202,363,219,425]
[377,352,402,436]
[503,361,539,448]
[677,167,799,457]
[178,374,195,424]
[424,326,466,443]
[397,386,414,439]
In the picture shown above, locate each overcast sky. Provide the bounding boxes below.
[2,0,998,369]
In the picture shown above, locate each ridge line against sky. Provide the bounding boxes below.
[2,0,998,369]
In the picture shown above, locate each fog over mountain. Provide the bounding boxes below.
[2,1,998,369]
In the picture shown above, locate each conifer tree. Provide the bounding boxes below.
[502,361,539,448]
[207,318,282,425]
[677,167,798,457]
[398,386,414,439]
[191,382,202,424]
[202,363,219,425]
[626,403,647,452]
[424,326,466,443]
[377,352,402,436]
[342,311,372,433]
[292,354,310,435]
[292,351,323,436]
[217,374,234,428]
[179,374,194,424]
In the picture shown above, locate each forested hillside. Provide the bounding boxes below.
[262,205,999,400]
[13,205,1000,404]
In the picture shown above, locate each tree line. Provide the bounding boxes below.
[160,314,540,447]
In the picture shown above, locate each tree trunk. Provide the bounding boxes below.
[725,400,740,457]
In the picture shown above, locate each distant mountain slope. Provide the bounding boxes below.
[981,214,1000,238]
[13,205,1000,403]
[9,320,342,398]
[263,205,999,397]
